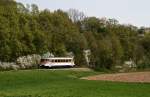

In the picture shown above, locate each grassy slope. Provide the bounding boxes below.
[0,70,150,97]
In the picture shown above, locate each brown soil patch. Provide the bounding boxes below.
[82,72,150,83]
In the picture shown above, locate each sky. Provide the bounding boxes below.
[16,0,150,27]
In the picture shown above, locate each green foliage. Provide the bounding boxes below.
[137,34,150,69]
[0,0,150,70]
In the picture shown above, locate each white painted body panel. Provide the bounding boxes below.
[43,62,75,67]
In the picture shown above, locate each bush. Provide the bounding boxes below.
[137,64,150,69]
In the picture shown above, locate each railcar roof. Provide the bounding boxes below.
[41,57,73,59]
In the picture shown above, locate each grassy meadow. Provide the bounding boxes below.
[0,69,150,97]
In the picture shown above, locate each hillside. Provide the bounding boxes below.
[0,0,150,70]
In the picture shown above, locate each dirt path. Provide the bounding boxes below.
[82,72,150,83]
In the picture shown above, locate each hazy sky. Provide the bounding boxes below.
[16,0,150,27]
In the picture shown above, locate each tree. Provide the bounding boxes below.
[0,0,150,71]
[67,9,86,22]
[81,17,107,35]
[31,4,39,15]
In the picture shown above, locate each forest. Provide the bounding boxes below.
[0,0,150,70]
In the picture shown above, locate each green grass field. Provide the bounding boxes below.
[0,69,150,97]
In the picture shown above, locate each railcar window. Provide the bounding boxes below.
[55,60,58,62]
[41,59,45,62]
[48,59,73,63]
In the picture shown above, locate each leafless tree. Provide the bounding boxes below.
[67,9,86,22]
